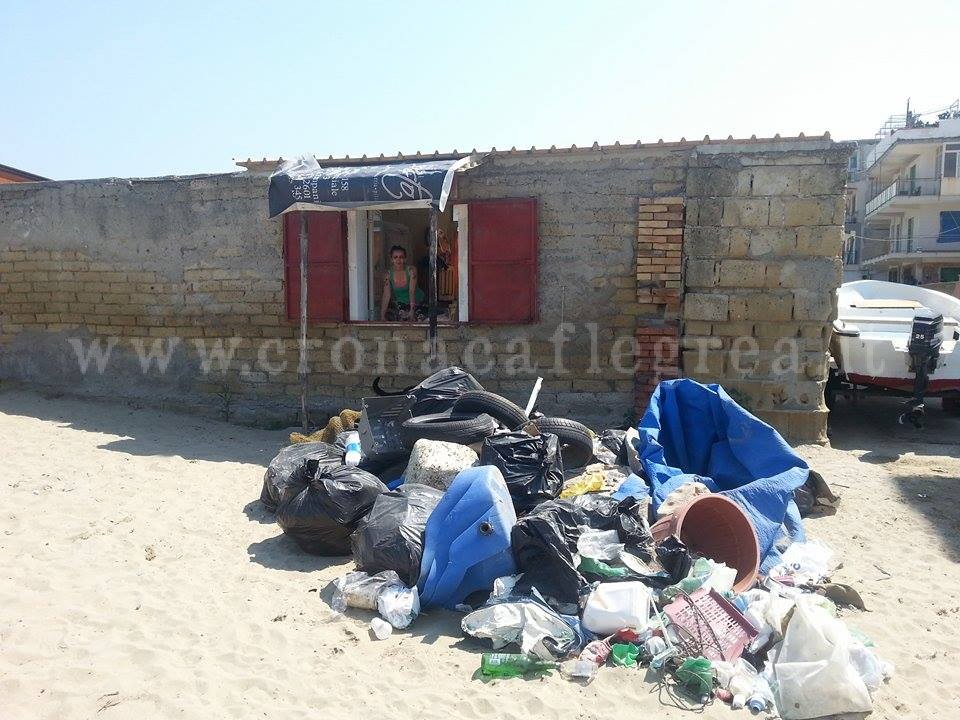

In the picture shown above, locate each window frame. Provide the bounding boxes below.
[944,143,960,179]
[345,205,470,324]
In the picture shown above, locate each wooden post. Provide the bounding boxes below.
[428,208,439,366]
[298,212,309,431]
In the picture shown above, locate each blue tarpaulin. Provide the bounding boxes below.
[636,379,809,571]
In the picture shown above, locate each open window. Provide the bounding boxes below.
[284,198,538,325]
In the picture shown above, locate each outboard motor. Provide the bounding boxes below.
[900,306,943,427]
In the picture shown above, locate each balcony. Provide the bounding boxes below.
[864,177,941,216]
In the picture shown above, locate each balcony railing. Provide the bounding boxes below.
[865,177,941,215]
[890,238,916,254]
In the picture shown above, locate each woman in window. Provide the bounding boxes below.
[381,245,425,321]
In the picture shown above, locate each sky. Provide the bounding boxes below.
[3,1,960,181]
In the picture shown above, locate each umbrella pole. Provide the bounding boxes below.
[428,208,438,366]
[298,212,309,431]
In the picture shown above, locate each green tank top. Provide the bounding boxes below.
[389,268,425,305]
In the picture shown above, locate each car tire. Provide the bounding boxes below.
[400,413,498,449]
[533,417,594,468]
[451,391,528,429]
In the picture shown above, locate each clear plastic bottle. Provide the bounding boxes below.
[344,431,362,466]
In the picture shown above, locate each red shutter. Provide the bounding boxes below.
[468,198,538,323]
[283,211,347,322]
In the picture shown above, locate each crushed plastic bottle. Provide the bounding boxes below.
[559,658,598,683]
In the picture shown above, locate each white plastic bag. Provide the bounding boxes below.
[773,540,834,584]
[576,529,624,562]
[773,596,872,719]
[377,583,420,629]
[581,581,652,635]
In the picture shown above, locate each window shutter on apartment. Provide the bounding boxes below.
[283,211,347,322]
[468,198,538,323]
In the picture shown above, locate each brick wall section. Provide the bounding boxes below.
[634,198,684,413]
[682,142,849,442]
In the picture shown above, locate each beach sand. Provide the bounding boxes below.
[1,389,957,719]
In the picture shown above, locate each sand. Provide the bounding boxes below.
[1,388,958,719]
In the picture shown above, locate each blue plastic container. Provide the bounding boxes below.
[418,466,518,608]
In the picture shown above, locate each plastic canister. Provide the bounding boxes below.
[581,582,652,635]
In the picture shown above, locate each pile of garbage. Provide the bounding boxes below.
[257,369,889,719]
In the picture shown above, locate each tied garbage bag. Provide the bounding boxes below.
[462,598,579,660]
[773,595,872,719]
[637,379,811,571]
[260,442,343,511]
[350,483,443,586]
[480,431,564,513]
[277,464,386,555]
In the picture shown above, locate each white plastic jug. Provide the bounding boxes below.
[581,581,652,635]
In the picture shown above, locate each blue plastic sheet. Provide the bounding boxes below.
[636,379,809,570]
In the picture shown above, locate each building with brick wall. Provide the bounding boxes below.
[0,136,851,441]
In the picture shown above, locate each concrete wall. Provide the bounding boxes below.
[0,138,850,440]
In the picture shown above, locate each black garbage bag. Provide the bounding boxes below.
[572,493,654,559]
[409,366,484,416]
[350,483,443,586]
[596,429,628,465]
[260,442,343,512]
[480,431,564,513]
[276,463,386,555]
[511,500,588,605]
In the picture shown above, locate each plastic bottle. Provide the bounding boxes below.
[344,431,362,466]
[559,659,598,683]
[746,677,775,713]
[479,653,558,679]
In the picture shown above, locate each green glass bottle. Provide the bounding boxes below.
[479,653,558,678]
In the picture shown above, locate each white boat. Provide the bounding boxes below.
[831,280,960,423]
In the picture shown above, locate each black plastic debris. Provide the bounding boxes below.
[480,431,564,513]
[350,483,444,586]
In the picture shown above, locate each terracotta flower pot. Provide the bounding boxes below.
[650,494,760,593]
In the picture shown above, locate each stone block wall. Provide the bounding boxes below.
[682,141,849,441]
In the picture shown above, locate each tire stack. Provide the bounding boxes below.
[397,385,595,472]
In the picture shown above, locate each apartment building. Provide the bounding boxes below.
[844,102,960,287]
